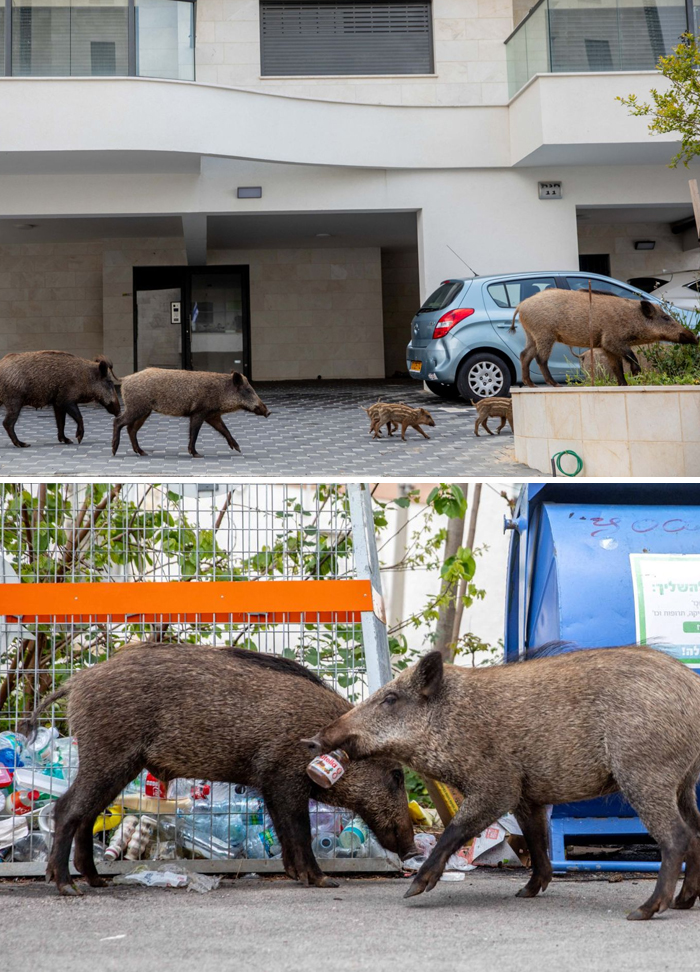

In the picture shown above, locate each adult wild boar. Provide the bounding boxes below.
[305,645,700,921]
[0,350,120,448]
[512,289,698,387]
[112,368,270,458]
[23,644,414,896]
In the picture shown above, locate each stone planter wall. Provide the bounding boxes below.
[511,386,700,477]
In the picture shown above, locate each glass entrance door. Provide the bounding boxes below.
[187,269,250,375]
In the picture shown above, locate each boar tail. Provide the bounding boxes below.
[509,308,519,333]
[19,684,70,742]
[568,346,586,361]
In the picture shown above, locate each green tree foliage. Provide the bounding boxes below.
[619,34,700,168]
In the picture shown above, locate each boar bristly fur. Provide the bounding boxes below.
[24,644,414,896]
[306,645,700,921]
[0,350,120,448]
[512,289,698,387]
[113,368,270,458]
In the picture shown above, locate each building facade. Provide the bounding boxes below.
[0,0,698,380]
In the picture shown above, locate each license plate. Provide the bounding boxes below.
[410,361,422,372]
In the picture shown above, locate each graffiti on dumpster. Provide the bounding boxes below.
[630,553,700,671]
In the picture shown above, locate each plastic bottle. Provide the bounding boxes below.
[306,750,349,788]
[8,789,44,815]
[309,801,344,834]
[0,731,26,770]
[104,815,139,861]
[244,824,281,859]
[125,815,158,861]
[24,727,60,765]
[10,833,49,863]
[312,832,337,859]
[338,820,369,851]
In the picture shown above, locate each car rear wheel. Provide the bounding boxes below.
[425,380,462,401]
[457,353,512,403]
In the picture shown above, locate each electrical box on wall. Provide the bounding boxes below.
[538,181,562,200]
[171,302,181,325]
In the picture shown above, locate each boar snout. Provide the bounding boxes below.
[106,397,121,417]
[254,403,271,417]
[678,328,699,346]
[301,734,323,756]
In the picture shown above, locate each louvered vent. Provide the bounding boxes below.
[260,0,433,76]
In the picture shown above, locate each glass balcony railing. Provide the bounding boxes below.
[505,0,693,98]
[0,0,195,80]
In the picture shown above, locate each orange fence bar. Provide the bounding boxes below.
[0,579,373,623]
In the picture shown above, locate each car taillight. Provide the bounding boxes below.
[432,308,475,339]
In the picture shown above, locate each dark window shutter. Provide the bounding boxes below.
[260,1,433,76]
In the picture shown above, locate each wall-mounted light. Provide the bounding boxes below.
[237,187,262,199]
[634,240,655,250]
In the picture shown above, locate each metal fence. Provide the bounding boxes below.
[0,482,396,876]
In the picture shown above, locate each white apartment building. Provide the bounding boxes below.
[0,0,698,380]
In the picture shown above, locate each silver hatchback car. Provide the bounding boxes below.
[406,270,671,402]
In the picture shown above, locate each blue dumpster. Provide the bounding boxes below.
[504,482,700,872]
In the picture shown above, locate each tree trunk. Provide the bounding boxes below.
[450,483,482,658]
[433,484,468,660]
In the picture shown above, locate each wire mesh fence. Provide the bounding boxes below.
[0,482,396,875]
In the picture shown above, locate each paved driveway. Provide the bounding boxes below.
[0,872,692,972]
[0,380,532,478]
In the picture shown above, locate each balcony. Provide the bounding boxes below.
[0,0,195,80]
[505,0,695,98]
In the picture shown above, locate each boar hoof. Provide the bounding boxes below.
[672,894,697,910]
[58,883,83,897]
[136,450,149,457]
[189,451,203,459]
[626,906,656,921]
[516,884,541,898]
[59,437,73,445]
[404,877,429,899]
[84,876,109,888]
[16,441,29,448]
[315,876,340,889]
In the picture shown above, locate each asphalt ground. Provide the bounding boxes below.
[1,871,696,972]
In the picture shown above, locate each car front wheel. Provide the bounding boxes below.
[456,353,512,403]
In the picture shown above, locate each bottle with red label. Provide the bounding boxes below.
[8,789,43,815]
[306,750,349,789]
[143,774,168,799]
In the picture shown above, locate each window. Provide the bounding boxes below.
[566,276,641,299]
[487,277,557,308]
[418,280,463,313]
[136,0,195,81]
[5,0,194,78]
[260,0,433,77]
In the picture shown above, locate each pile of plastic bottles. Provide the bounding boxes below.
[0,729,392,865]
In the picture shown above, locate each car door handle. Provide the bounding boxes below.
[496,323,514,328]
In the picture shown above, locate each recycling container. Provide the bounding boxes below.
[504,482,700,871]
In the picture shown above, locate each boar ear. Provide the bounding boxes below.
[415,651,443,698]
[231,371,244,387]
[95,357,109,378]
[640,300,655,319]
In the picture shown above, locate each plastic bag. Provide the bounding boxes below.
[113,862,221,893]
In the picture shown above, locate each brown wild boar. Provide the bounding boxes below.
[0,350,120,448]
[512,289,698,387]
[364,402,435,441]
[23,644,414,896]
[112,368,270,458]
[304,645,700,921]
[474,397,513,437]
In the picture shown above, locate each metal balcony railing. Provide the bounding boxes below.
[505,0,695,98]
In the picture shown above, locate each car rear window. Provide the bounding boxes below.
[487,277,557,308]
[418,281,463,313]
[567,276,640,299]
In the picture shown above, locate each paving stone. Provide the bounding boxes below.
[0,379,532,478]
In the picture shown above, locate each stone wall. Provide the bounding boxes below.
[381,249,420,376]
[208,247,384,380]
[195,0,513,106]
[0,242,103,360]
